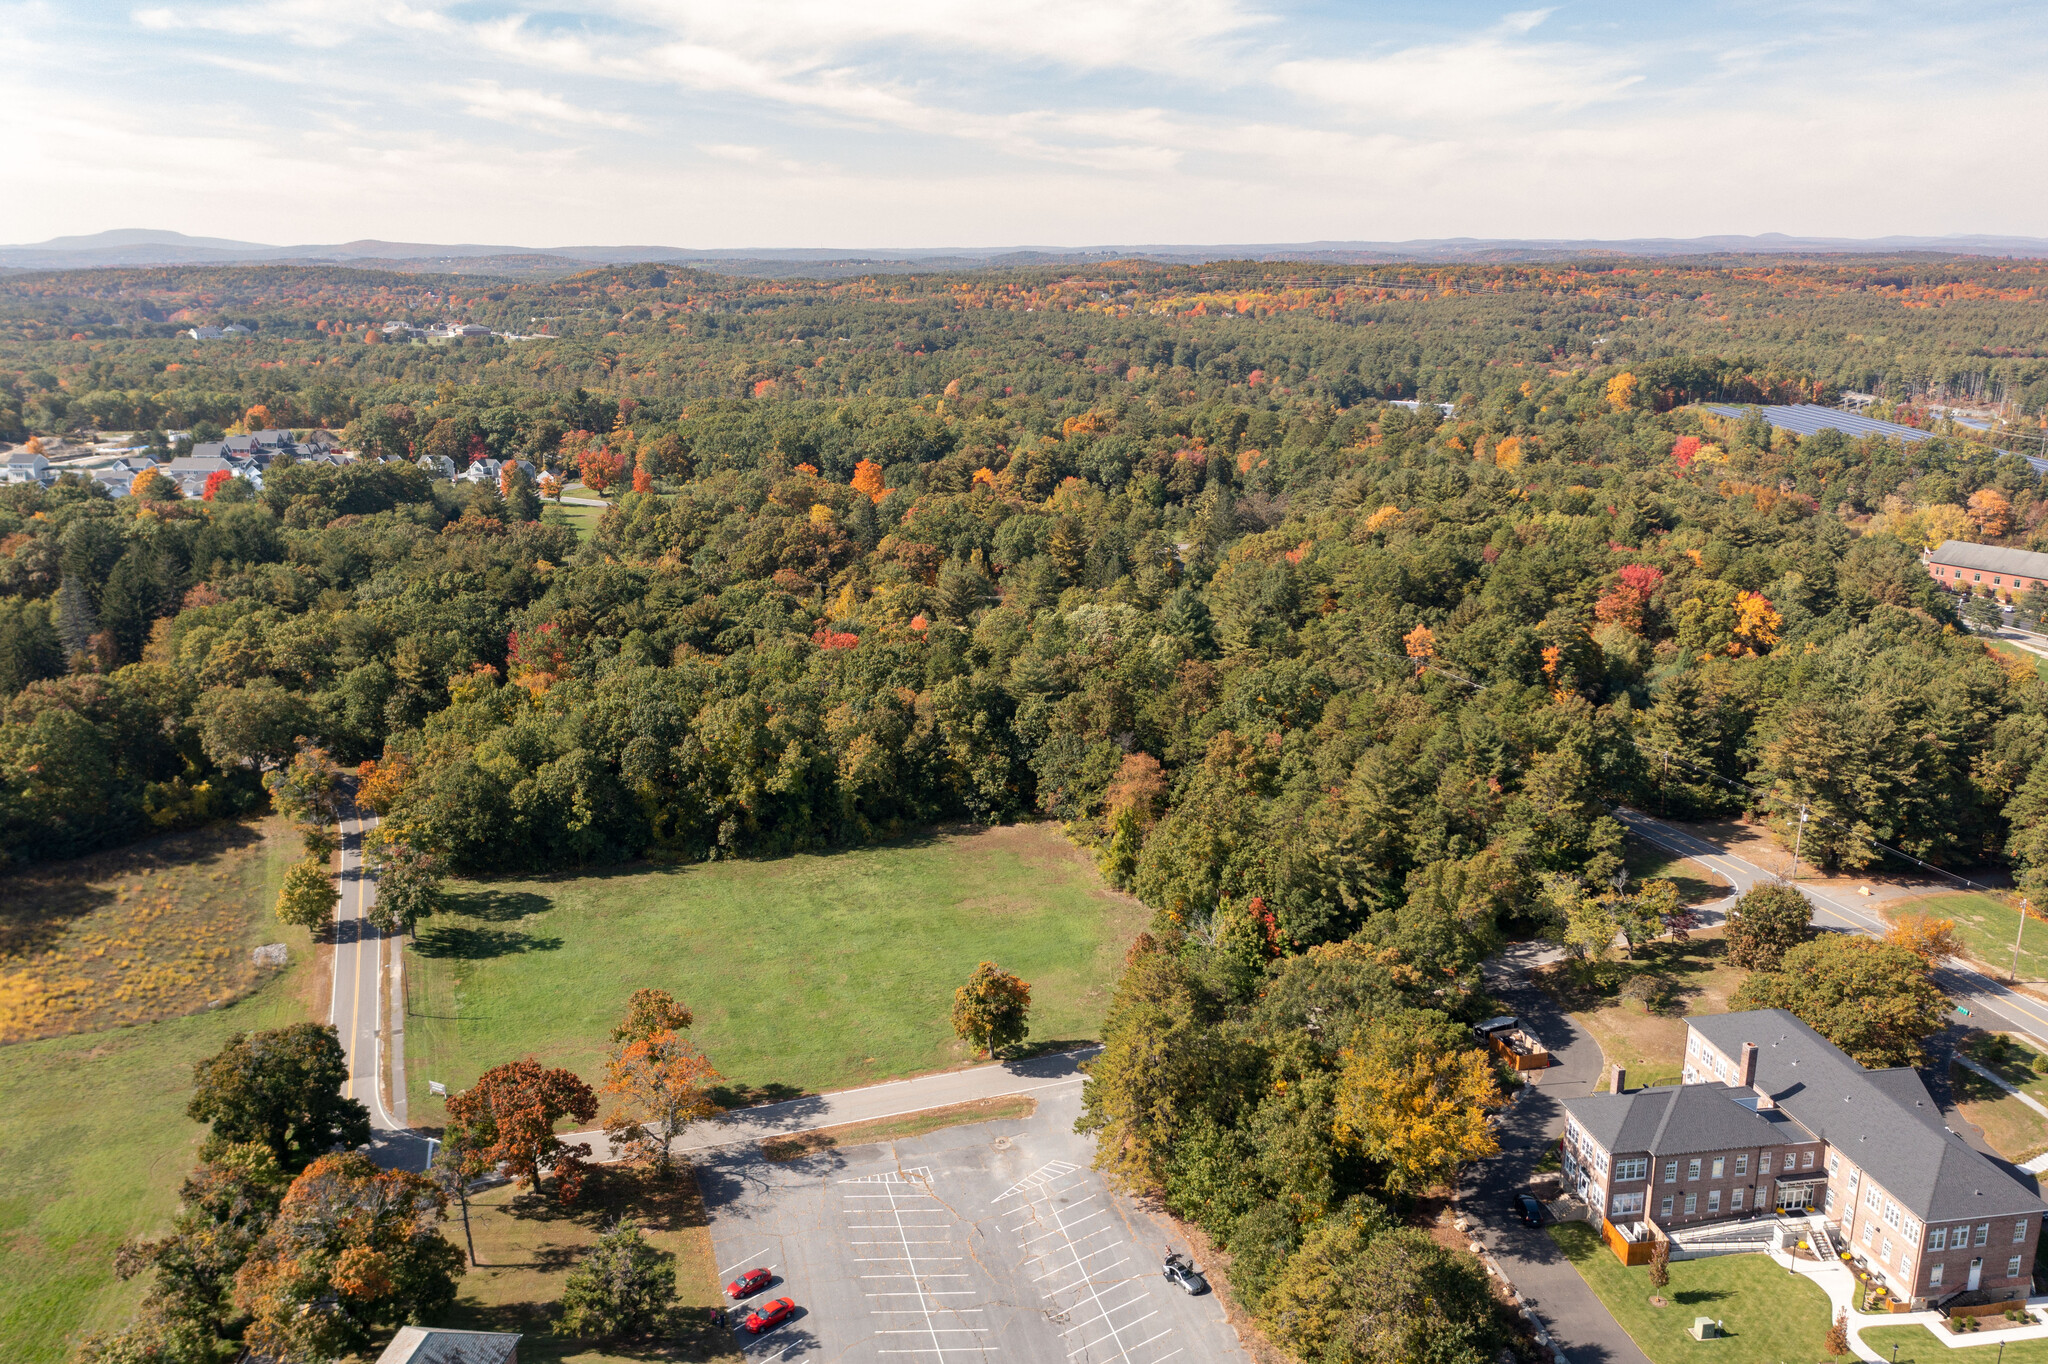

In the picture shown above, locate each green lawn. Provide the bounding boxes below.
[1547,1221,1834,1364]
[403,823,1145,1118]
[0,956,314,1363]
[1892,892,2048,982]
[1863,1324,2048,1362]
[1968,1032,2048,1108]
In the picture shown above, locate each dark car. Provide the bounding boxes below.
[1515,1194,1544,1225]
[746,1297,796,1334]
[725,1267,773,1299]
[1163,1250,1209,1296]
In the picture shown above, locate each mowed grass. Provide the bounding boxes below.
[1863,1324,2048,1363]
[438,1167,739,1364]
[1548,1221,1834,1364]
[1624,839,1729,909]
[0,953,316,1363]
[1967,1032,2048,1108]
[404,823,1145,1117]
[0,817,298,1043]
[1889,891,2048,982]
[1947,1059,2048,1163]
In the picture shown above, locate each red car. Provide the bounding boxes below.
[725,1267,773,1300]
[745,1297,795,1334]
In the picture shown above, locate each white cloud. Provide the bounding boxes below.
[697,142,812,174]
[1276,34,1642,123]
[451,80,643,132]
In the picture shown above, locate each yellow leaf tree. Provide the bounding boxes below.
[1968,488,2013,538]
[1334,1015,1501,1195]
[851,458,888,503]
[1605,372,1638,411]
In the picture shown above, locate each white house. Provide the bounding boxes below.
[5,451,53,485]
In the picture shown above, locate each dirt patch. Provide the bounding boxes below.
[760,1094,1037,1160]
[1535,934,1750,1089]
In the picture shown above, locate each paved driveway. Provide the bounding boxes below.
[1461,945,1651,1364]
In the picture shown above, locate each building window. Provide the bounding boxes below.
[1930,1263,1944,1288]
[1736,1155,1749,1176]
[1711,1157,1725,1179]
[1664,1161,1678,1184]
[1847,1168,1858,1189]
[1899,1257,1912,1282]
[1708,1191,1721,1213]
[1596,1151,1608,1174]
[1688,1159,1702,1180]
[1824,1189,1835,1214]
[2011,1256,2025,1279]
[1761,1154,1773,1174]
[1931,1228,1947,1251]
[1884,1200,1901,1230]
[1881,1238,1893,1262]
[1906,1221,1919,1247]
[1615,1157,1647,1182]
[1732,1188,1745,1211]
[1978,1224,1992,1247]
[1828,1154,1839,1174]
[1803,1150,1814,1169]
[2017,1221,2030,1244]
[1612,1192,1645,1217]
[1662,1195,1674,1217]
[1685,1193,1697,1215]
[1864,1224,1877,1247]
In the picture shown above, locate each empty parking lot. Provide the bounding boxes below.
[698,1083,1245,1364]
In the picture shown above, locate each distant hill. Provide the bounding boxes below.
[4,228,2046,273]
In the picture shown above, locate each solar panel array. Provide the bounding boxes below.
[1702,404,2047,473]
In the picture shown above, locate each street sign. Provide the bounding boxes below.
[429,1080,447,1096]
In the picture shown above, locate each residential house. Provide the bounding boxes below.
[462,457,504,485]
[1562,1009,2045,1308]
[373,1327,520,1364]
[93,468,136,497]
[5,451,53,485]
[418,453,459,481]
[1924,541,2048,602]
[183,325,223,340]
[163,454,255,496]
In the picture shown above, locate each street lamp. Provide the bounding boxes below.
[1790,804,1809,884]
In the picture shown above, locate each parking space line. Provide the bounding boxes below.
[1040,1255,1128,1296]
[1024,1215,1108,1247]
[1019,1182,1170,1364]
[1062,1297,1148,1334]
[718,1247,772,1276]
[1069,1312,1159,1356]
[1032,1242,1122,1280]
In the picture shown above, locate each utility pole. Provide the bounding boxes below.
[2013,898,2032,984]
[1790,804,1809,884]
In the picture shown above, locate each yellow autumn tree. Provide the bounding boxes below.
[1605,372,1638,411]
[1922,503,1971,549]
[1732,591,1782,655]
[1363,505,1401,534]
[1403,624,1436,665]
[1884,913,1961,964]
[851,458,887,503]
[1492,435,1523,469]
[1334,1015,1501,1195]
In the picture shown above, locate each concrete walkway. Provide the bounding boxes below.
[560,1044,1102,1161]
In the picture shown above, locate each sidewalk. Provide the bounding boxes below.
[1780,1231,2048,1360]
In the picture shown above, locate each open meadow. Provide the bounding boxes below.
[404,822,1147,1117]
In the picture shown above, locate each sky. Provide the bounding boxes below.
[2,0,2043,249]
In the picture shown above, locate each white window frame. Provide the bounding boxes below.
[1931,1227,1947,1251]
[1711,1157,1725,1179]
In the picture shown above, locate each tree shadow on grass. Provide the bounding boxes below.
[1673,1288,1731,1307]
[0,819,265,958]
[411,925,563,959]
[709,1081,809,1109]
[444,888,553,922]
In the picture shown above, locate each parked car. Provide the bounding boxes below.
[1515,1194,1545,1225]
[726,1267,773,1299]
[746,1297,796,1334]
[1163,1250,1208,1295]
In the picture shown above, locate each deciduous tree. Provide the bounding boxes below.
[274,857,337,932]
[951,960,1031,1058]
[1884,912,1961,964]
[186,1024,369,1171]
[602,1028,721,1175]
[444,1058,599,1201]
[1724,883,1812,971]
[1333,1011,1500,1196]
[1731,934,1947,1067]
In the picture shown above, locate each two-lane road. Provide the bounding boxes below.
[1616,807,2048,1054]
[333,811,431,1171]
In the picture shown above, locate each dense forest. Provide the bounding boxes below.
[10,254,2048,1364]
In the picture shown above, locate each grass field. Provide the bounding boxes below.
[0,817,298,1043]
[1538,936,1749,1091]
[1888,891,2048,982]
[551,502,607,539]
[1968,1032,2048,1107]
[1947,1059,2048,1163]
[438,1167,739,1364]
[1548,1221,1834,1364]
[0,950,317,1363]
[1625,839,1729,909]
[1863,1324,2048,1362]
[404,823,1146,1118]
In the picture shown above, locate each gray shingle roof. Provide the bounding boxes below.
[1927,540,2048,581]
[374,1327,520,1364]
[1691,1010,2045,1223]
[1565,1081,1802,1157]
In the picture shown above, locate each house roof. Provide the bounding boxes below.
[373,1327,520,1364]
[1690,1010,2046,1224]
[1565,1080,1804,1158]
[1927,540,2048,580]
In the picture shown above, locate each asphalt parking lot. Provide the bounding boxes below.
[698,1082,1246,1364]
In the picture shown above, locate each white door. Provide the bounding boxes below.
[1969,1258,1983,1290]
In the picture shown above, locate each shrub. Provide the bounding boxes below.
[558,1220,675,1340]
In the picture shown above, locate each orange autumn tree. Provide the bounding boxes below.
[1885,913,1961,964]
[1968,487,2013,538]
[851,458,888,503]
[601,990,721,1176]
[243,403,275,432]
[131,467,175,500]
[202,468,234,500]
[444,1058,598,1202]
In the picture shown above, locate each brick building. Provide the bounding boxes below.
[1924,540,2048,601]
[1563,1009,2045,1308]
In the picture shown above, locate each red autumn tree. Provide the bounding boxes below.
[202,468,234,500]
[851,458,887,503]
[579,444,625,494]
[1594,563,1666,633]
[444,1058,598,1202]
[632,465,652,493]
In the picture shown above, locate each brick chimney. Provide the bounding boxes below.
[1740,1042,1758,1089]
[1610,1064,1627,1094]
